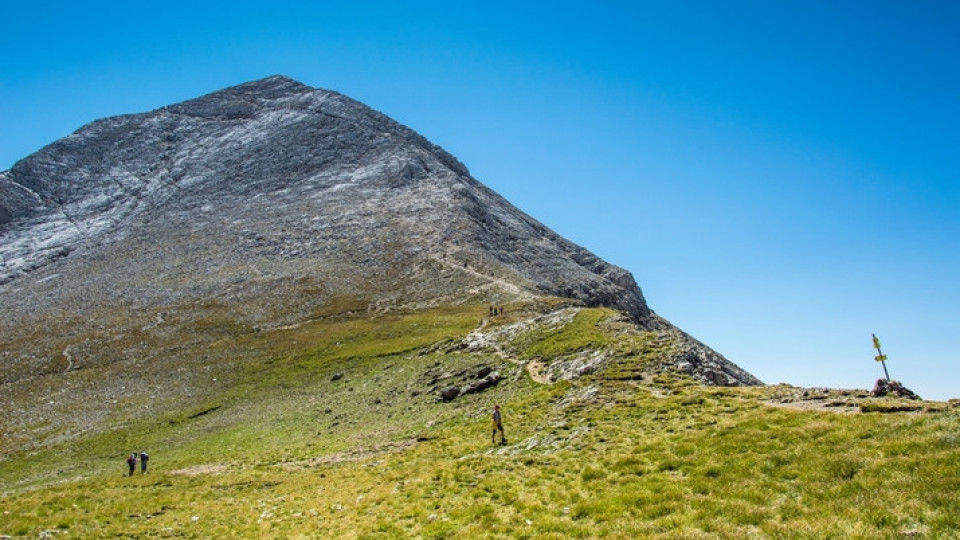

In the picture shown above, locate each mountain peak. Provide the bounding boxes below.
[0,77,760,391]
[246,73,306,88]
[0,78,651,325]
[206,74,314,98]
[161,74,316,120]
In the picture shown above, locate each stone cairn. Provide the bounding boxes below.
[871,379,921,400]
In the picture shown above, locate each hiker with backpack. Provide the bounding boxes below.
[492,404,506,445]
[126,452,137,476]
[139,451,149,474]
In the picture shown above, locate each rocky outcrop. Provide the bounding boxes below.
[428,364,502,402]
[671,332,763,387]
[457,307,761,387]
[871,379,921,400]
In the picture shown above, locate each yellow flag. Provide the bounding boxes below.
[875,354,887,363]
[872,334,880,350]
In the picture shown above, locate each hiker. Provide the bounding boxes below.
[140,451,149,474]
[492,404,506,445]
[126,452,137,476]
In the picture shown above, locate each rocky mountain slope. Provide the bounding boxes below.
[0,76,759,457]
[0,75,645,318]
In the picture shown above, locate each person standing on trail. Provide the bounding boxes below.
[126,452,137,476]
[492,404,506,445]
[140,451,149,474]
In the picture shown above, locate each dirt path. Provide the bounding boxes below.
[431,252,535,301]
[526,360,551,384]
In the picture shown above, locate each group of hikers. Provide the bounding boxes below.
[125,451,149,476]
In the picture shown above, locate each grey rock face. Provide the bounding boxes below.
[0,75,648,324]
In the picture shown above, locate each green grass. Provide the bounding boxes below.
[511,308,615,360]
[2,306,959,538]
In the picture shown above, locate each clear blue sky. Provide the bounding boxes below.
[2,1,958,399]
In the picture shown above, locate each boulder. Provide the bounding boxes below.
[464,371,500,394]
[439,386,461,401]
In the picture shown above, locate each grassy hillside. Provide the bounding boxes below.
[1,304,958,538]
